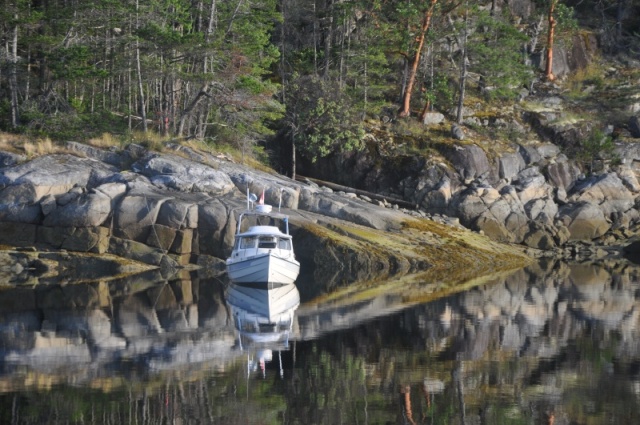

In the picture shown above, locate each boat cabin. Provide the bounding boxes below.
[231,225,294,258]
[238,234,292,250]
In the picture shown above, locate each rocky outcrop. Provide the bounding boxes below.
[3,125,639,279]
[446,146,640,251]
[0,143,529,287]
[293,62,640,256]
[310,131,640,254]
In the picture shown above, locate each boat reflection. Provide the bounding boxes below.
[225,282,300,377]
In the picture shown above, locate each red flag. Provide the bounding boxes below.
[258,190,265,205]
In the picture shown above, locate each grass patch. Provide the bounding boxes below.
[87,132,124,149]
[520,100,559,113]
[128,130,169,151]
[23,138,60,157]
[0,132,28,154]
[402,217,461,239]
[297,211,531,304]
[565,59,607,99]
[551,111,587,126]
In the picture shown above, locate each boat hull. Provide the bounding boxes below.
[226,282,300,323]
[226,253,300,286]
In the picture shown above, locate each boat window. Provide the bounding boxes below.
[258,236,277,249]
[240,236,257,249]
[278,238,291,250]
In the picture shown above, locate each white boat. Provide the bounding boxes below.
[226,201,300,286]
[225,282,300,346]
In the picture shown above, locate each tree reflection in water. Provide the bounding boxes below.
[1,260,640,424]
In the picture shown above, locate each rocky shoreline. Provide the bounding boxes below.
[1,128,639,291]
[298,87,640,264]
[0,142,532,292]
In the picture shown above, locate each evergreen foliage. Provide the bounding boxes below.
[285,76,365,163]
[0,0,629,167]
[578,129,619,174]
[466,8,531,101]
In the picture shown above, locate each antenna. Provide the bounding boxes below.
[278,188,283,212]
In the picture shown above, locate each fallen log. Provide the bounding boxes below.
[295,175,417,210]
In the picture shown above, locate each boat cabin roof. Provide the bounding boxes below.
[236,225,290,238]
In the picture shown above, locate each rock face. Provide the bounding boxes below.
[0,149,272,273]
[447,144,490,182]
[390,126,638,258]
[308,128,640,253]
[444,145,640,249]
[630,116,640,138]
[0,143,529,287]
[2,131,639,281]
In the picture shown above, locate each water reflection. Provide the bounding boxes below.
[0,260,639,424]
[225,282,300,377]
[0,269,236,382]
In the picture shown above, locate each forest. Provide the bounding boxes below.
[0,0,639,172]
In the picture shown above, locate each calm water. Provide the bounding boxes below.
[1,259,640,424]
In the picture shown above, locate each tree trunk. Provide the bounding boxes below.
[225,0,245,39]
[313,2,318,75]
[206,0,217,44]
[135,45,147,131]
[177,84,211,136]
[291,131,296,180]
[181,0,219,138]
[456,7,468,124]
[398,0,438,118]
[135,0,147,132]
[9,15,20,129]
[418,45,434,122]
[25,46,31,102]
[419,100,431,123]
[128,60,133,131]
[363,34,368,116]
[545,0,557,81]
[399,386,416,425]
[528,14,545,54]
[615,0,628,48]
[338,10,347,88]
[280,0,287,100]
[323,0,334,80]
[195,0,204,33]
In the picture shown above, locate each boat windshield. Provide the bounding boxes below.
[258,236,277,249]
[239,236,257,249]
[237,235,291,250]
[278,238,291,250]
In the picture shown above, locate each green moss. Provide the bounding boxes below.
[401,217,461,239]
[296,211,531,304]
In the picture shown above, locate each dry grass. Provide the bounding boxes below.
[0,132,68,158]
[130,130,170,152]
[23,138,60,157]
[182,138,212,152]
[1,128,279,173]
[0,132,29,153]
[87,132,123,149]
